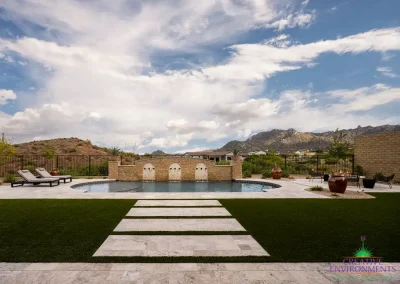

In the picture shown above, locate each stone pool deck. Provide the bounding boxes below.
[1,262,399,283]
[1,178,398,199]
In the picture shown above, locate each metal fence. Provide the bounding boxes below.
[0,155,119,177]
[282,154,355,175]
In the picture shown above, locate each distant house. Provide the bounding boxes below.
[248,151,267,155]
[295,151,304,156]
[185,151,248,162]
[184,151,231,162]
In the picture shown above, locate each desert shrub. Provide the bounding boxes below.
[24,165,36,173]
[43,143,56,160]
[216,161,230,165]
[77,142,83,146]
[354,164,365,176]
[262,170,272,179]
[309,186,323,191]
[243,154,284,175]
[4,173,16,183]
[69,148,77,153]
[373,172,385,181]
[281,169,290,178]
[242,169,252,178]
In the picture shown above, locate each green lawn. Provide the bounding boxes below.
[0,194,399,262]
[0,199,135,262]
[221,193,400,262]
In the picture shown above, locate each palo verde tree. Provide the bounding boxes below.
[327,129,352,158]
[0,139,16,166]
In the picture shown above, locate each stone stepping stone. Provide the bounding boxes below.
[126,207,231,217]
[134,200,221,207]
[93,235,269,257]
[113,218,245,232]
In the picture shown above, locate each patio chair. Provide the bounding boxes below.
[36,168,72,183]
[308,169,324,183]
[346,175,360,188]
[12,170,60,187]
[384,174,395,189]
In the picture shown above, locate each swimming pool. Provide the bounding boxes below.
[72,180,279,193]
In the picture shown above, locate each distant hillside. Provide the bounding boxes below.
[13,138,109,155]
[151,150,167,155]
[219,125,400,154]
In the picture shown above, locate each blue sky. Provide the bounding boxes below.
[0,0,399,153]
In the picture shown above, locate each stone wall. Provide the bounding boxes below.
[354,132,400,181]
[110,157,240,181]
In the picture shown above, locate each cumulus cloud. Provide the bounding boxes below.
[0,0,399,151]
[0,89,17,105]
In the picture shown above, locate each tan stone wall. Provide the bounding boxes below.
[354,132,400,181]
[231,155,243,180]
[110,157,236,181]
[108,161,120,179]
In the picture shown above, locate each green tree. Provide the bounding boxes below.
[0,139,16,166]
[108,147,121,156]
[42,143,56,160]
[327,129,352,158]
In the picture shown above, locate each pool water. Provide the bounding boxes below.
[73,181,274,193]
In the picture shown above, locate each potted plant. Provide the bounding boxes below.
[362,178,376,189]
[328,171,348,193]
[271,165,282,179]
[108,147,121,161]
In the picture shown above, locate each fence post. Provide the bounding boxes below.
[284,155,287,170]
[56,156,59,169]
[316,155,319,173]
[352,154,355,175]
[89,156,91,176]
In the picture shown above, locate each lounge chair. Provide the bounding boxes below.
[12,170,60,187]
[346,175,360,188]
[35,168,72,183]
[383,174,395,189]
[308,169,324,183]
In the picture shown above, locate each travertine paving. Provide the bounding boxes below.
[127,207,231,216]
[2,262,399,283]
[93,235,268,257]
[134,199,222,206]
[114,218,246,232]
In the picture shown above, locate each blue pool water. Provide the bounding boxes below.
[73,181,276,193]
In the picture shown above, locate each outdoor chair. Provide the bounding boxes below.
[308,169,324,183]
[346,175,360,188]
[36,168,72,183]
[384,174,395,189]
[12,170,60,187]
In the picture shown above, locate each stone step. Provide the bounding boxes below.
[134,200,221,207]
[126,207,231,217]
[93,235,269,257]
[113,218,245,232]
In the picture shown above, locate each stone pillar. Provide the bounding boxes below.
[231,155,243,180]
[108,160,120,180]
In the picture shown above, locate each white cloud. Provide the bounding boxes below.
[0,0,399,151]
[0,89,17,105]
[376,66,398,78]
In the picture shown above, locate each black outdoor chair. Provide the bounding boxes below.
[384,174,395,189]
[346,175,360,188]
[308,169,324,183]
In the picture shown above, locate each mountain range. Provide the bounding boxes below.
[218,124,400,154]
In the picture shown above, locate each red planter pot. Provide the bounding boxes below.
[272,168,282,179]
[328,175,348,193]
[50,169,59,176]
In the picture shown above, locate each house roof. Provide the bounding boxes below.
[185,151,230,156]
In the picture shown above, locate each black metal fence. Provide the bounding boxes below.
[282,154,355,175]
[0,155,119,177]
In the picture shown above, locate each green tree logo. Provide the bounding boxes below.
[354,236,372,257]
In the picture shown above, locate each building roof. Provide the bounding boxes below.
[185,151,230,156]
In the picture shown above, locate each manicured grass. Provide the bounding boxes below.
[0,199,135,262]
[0,194,399,262]
[221,193,400,262]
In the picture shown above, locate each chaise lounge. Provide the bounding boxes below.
[35,168,72,183]
[12,170,60,187]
